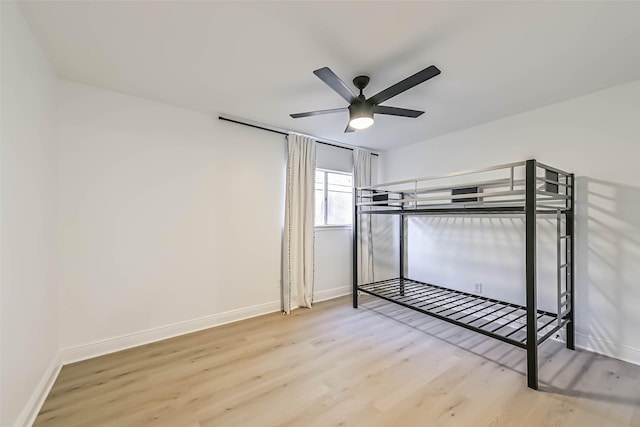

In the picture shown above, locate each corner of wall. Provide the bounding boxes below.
[13,354,63,427]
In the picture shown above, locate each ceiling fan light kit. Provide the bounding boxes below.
[290,65,441,133]
[348,100,374,130]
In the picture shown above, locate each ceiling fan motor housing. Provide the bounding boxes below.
[349,100,374,120]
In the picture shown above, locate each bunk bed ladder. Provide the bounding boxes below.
[557,210,571,330]
[556,209,572,328]
[566,173,576,350]
[555,172,576,351]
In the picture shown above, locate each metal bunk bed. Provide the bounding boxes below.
[352,159,575,390]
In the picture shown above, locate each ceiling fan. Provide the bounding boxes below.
[290,65,441,132]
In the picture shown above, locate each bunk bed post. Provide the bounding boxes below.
[566,173,576,350]
[353,188,359,309]
[525,159,538,390]
[399,208,405,296]
[398,193,406,296]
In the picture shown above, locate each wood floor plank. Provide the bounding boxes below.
[34,296,640,427]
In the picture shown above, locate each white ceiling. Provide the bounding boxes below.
[19,1,640,151]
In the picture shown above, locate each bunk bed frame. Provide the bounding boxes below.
[352,159,575,390]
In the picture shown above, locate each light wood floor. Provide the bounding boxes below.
[35,296,640,427]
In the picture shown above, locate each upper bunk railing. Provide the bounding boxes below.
[355,159,572,214]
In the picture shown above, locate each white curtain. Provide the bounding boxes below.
[282,133,316,314]
[353,149,375,284]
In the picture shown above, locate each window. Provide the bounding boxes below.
[315,169,353,226]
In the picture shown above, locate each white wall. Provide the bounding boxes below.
[57,81,286,352]
[0,2,60,426]
[382,79,640,364]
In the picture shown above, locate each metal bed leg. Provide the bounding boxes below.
[525,159,538,390]
[353,190,359,309]
[399,214,405,296]
[566,315,575,350]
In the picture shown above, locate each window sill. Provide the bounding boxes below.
[315,225,353,231]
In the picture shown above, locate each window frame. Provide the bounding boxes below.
[315,168,353,229]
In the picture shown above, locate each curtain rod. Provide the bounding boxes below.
[218,115,379,157]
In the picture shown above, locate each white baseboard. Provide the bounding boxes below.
[575,332,640,366]
[549,330,639,366]
[314,285,351,302]
[16,353,62,427]
[60,290,350,365]
[61,300,281,365]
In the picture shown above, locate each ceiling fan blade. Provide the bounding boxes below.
[369,65,441,105]
[374,105,424,118]
[344,123,356,133]
[290,107,347,118]
[314,67,357,103]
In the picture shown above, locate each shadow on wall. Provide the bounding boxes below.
[398,214,557,310]
[575,177,640,360]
